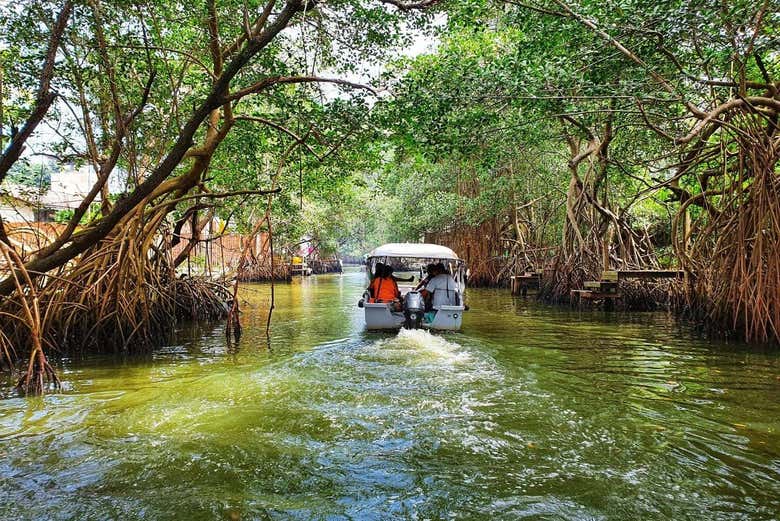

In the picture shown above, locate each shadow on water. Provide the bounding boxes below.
[1,268,779,520]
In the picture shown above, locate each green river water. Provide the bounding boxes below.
[1,268,779,520]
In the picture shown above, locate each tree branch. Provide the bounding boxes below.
[0,1,73,184]
[225,75,379,102]
[234,115,323,159]
[377,0,441,10]
[548,0,707,119]
[0,0,305,296]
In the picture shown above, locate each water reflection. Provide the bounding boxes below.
[0,268,779,520]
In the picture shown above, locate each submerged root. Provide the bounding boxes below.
[172,276,232,322]
[0,329,15,372]
[0,226,231,392]
[225,278,242,345]
[620,279,675,311]
[16,345,60,395]
[0,238,58,395]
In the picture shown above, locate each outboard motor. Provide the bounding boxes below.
[403,291,425,329]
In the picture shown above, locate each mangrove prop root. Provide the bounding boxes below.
[674,112,780,343]
[0,221,231,376]
[17,347,60,395]
[225,278,242,345]
[0,238,60,394]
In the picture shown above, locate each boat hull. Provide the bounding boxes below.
[363,302,464,330]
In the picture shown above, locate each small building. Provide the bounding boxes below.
[0,163,124,223]
[0,187,52,222]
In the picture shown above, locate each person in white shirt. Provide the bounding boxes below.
[422,263,458,309]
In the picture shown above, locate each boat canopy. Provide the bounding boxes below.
[367,243,460,261]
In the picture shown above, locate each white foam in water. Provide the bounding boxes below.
[371,328,472,364]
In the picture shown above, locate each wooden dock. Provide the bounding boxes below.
[570,289,622,309]
[571,271,620,309]
[604,269,685,280]
[511,271,543,296]
[290,260,312,276]
[572,269,686,309]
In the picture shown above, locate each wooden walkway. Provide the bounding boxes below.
[571,271,621,308]
[510,267,688,306]
[604,269,685,280]
[572,269,686,309]
[511,271,543,296]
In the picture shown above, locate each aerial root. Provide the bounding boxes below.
[17,345,60,395]
[225,278,242,346]
[673,111,780,343]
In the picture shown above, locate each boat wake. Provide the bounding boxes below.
[365,328,471,365]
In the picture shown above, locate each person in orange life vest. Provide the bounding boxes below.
[368,263,402,308]
[366,262,386,299]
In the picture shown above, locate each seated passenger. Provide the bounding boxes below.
[414,263,436,291]
[421,263,458,309]
[366,262,385,300]
[367,262,383,289]
[368,264,402,308]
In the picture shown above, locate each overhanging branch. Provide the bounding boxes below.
[224,75,379,102]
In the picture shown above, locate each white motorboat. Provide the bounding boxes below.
[358,243,467,330]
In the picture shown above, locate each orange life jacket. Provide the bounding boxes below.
[369,276,400,302]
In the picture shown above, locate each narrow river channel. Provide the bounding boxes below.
[1,268,779,520]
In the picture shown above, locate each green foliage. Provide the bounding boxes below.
[6,161,52,189]
[2,0,776,262]
[52,209,73,224]
[53,204,101,225]
[363,0,778,256]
